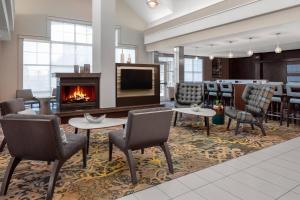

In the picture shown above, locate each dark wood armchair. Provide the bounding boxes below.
[0,99,26,152]
[0,114,87,200]
[108,107,174,184]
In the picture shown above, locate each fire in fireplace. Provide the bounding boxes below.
[61,85,96,104]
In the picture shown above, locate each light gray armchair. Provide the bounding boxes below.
[16,89,39,108]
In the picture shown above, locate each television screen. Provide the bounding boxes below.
[121,69,153,90]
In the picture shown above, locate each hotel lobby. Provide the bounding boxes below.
[1,0,300,200]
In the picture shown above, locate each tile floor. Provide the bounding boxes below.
[118,136,300,200]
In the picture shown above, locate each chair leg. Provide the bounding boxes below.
[173,112,178,127]
[280,101,284,126]
[46,160,64,200]
[109,141,113,161]
[160,142,174,174]
[82,146,87,168]
[0,157,21,195]
[287,102,290,127]
[258,122,266,136]
[235,122,241,135]
[125,150,137,184]
[0,138,7,152]
[227,118,232,131]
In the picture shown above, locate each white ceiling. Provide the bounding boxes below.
[124,0,224,27]
[165,21,300,58]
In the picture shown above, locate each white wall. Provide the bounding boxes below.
[0,0,92,101]
[116,0,152,64]
[0,0,152,103]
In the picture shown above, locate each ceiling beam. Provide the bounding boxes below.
[145,6,300,52]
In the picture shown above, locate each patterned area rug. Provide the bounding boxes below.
[0,117,300,200]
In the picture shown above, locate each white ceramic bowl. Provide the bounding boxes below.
[84,113,106,123]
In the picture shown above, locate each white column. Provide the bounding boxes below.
[92,0,116,108]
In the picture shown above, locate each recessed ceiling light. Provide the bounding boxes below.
[146,0,160,8]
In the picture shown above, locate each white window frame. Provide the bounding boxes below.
[184,57,203,82]
[114,26,137,64]
[21,17,93,96]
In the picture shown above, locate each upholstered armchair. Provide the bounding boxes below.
[0,99,26,152]
[108,108,174,184]
[225,85,275,135]
[0,114,87,200]
[175,83,204,108]
[16,89,39,108]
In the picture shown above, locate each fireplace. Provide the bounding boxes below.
[55,73,101,111]
[61,85,96,104]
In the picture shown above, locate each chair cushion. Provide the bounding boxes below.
[224,106,238,119]
[18,109,37,115]
[62,134,86,159]
[208,92,218,96]
[237,111,255,123]
[109,130,126,150]
[176,83,203,105]
[290,98,300,104]
[272,96,281,103]
[222,92,232,97]
[175,102,190,108]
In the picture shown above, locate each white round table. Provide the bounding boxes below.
[69,117,127,153]
[172,107,216,136]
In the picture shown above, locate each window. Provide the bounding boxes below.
[159,56,175,87]
[22,19,92,96]
[115,47,136,64]
[114,27,136,64]
[184,57,203,82]
[287,64,300,82]
[23,40,51,97]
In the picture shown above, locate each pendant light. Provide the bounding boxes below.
[209,44,214,60]
[275,33,282,54]
[228,41,234,58]
[247,37,254,57]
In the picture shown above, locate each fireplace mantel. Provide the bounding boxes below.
[54,73,101,78]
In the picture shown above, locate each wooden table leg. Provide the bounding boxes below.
[204,117,210,136]
[173,112,178,126]
[75,128,78,134]
[87,129,90,154]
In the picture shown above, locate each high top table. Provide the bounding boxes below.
[69,117,127,153]
[173,107,216,136]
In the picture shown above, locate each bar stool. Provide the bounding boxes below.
[206,81,219,106]
[266,82,284,125]
[220,82,233,106]
[286,83,300,127]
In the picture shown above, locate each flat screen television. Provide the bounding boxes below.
[121,69,153,90]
